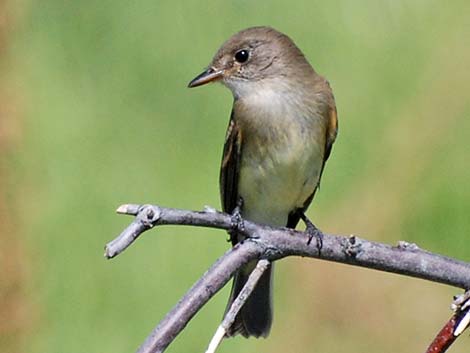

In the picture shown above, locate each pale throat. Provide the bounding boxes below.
[229,77,303,108]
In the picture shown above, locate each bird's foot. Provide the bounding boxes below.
[228,197,245,243]
[300,213,323,254]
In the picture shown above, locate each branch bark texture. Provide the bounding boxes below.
[105,204,470,353]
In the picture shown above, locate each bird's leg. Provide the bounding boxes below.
[228,197,245,243]
[299,212,323,253]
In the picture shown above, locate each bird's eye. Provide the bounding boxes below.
[234,50,249,63]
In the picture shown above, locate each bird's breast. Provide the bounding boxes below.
[236,100,326,227]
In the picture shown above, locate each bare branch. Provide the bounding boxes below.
[453,291,470,336]
[205,259,271,353]
[105,204,470,353]
[425,291,470,353]
[105,204,231,258]
[135,242,261,353]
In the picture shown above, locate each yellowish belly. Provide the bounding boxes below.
[238,130,324,227]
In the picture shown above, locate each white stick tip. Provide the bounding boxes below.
[205,326,226,353]
[116,204,129,214]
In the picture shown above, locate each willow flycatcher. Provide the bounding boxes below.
[188,26,338,338]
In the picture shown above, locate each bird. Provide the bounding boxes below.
[188,26,338,339]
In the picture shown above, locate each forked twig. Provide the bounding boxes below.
[105,204,470,353]
[205,259,271,353]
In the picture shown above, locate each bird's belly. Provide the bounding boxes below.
[238,138,323,227]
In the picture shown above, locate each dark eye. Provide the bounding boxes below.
[234,50,249,63]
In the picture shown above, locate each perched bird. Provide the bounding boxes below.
[188,26,338,338]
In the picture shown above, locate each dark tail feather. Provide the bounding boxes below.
[224,261,273,338]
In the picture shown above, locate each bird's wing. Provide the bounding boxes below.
[323,102,338,165]
[220,111,243,218]
[287,98,338,228]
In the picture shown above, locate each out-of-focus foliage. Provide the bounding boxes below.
[3,1,470,352]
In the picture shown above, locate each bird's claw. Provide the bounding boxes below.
[300,213,323,254]
[306,222,323,253]
[228,197,245,243]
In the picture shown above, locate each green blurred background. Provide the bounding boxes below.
[1,1,470,352]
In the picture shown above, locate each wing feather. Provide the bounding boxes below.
[220,112,242,216]
[287,94,338,228]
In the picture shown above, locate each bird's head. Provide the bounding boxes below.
[188,26,313,98]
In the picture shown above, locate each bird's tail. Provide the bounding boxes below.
[224,261,273,338]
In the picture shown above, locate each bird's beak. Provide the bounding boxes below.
[188,67,224,88]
